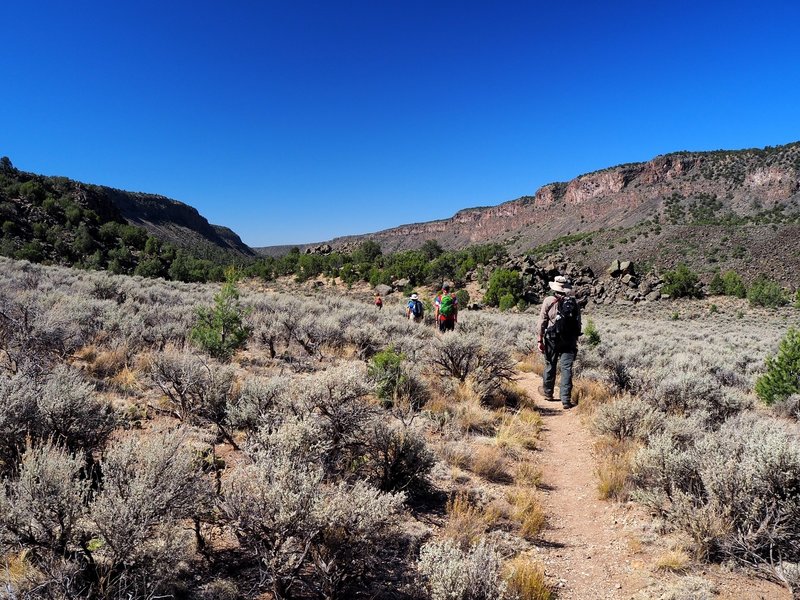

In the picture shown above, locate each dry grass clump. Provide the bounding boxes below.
[503,553,554,600]
[453,392,499,435]
[439,440,473,469]
[516,356,544,376]
[109,364,143,394]
[594,437,638,500]
[469,444,510,482]
[573,378,613,415]
[495,409,542,456]
[442,492,499,549]
[87,346,128,378]
[513,461,542,487]
[505,383,537,409]
[653,548,691,572]
[656,575,716,600]
[507,487,546,540]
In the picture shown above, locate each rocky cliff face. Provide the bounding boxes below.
[308,143,800,280]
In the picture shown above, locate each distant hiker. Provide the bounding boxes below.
[375,294,383,310]
[434,284,458,332]
[537,276,581,409]
[407,293,424,323]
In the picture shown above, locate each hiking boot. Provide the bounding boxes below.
[537,385,556,401]
[562,401,574,410]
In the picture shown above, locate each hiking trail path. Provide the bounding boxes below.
[515,369,789,600]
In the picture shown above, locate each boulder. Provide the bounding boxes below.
[392,278,410,290]
[645,291,660,302]
[374,284,392,296]
[619,260,634,275]
[609,259,621,277]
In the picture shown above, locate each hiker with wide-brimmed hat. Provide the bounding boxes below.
[537,276,581,409]
[407,292,424,323]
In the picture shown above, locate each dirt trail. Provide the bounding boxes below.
[518,370,644,598]
[517,370,790,600]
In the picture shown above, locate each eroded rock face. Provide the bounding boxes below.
[316,143,800,260]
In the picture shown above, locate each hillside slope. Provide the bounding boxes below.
[260,142,800,282]
[0,159,254,263]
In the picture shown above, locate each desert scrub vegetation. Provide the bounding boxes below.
[581,303,800,586]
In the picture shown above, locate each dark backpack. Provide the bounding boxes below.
[411,299,424,317]
[546,296,580,349]
[439,293,455,318]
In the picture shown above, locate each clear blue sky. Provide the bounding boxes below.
[3,1,799,246]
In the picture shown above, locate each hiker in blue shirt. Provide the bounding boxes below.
[407,293,424,323]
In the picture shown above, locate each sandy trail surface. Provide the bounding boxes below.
[516,370,789,600]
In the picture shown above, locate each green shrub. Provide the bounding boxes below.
[455,289,470,307]
[755,328,800,405]
[498,293,516,311]
[190,268,250,360]
[583,318,601,346]
[483,268,522,307]
[722,271,746,298]
[662,264,702,299]
[709,273,725,295]
[747,275,787,308]
[368,346,407,402]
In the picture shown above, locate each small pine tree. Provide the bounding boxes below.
[755,328,800,405]
[190,268,250,360]
[584,318,601,346]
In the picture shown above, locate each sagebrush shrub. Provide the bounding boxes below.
[0,440,89,555]
[224,425,326,599]
[417,538,507,600]
[225,416,404,599]
[37,364,117,454]
[593,397,664,442]
[90,429,211,594]
[307,480,404,598]
[634,413,800,563]
[0,366,114,474]
[362,419,434,495]
[148,349,237,444]
[226,374,290,431]
[429,332,515,401]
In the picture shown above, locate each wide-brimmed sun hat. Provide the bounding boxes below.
[410,293,419,300]
[549,275,573,294]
